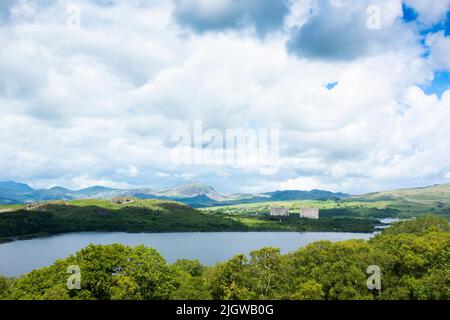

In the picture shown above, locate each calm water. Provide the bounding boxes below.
[0,232,373,277]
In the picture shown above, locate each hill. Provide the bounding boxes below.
[266,189,348,201]
[2,180,450,210]
[0,181,350,207]
[354,183,450,200]
[352,183,450,206]
[0,199,247,243]
[0,181,33,193]
[159,183,218,198]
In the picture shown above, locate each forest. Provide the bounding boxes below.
[1,216,449,300]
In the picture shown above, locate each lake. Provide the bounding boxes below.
[0,232,374,277]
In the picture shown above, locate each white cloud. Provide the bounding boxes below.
[276,177,336,192]
[426,31,450,71]
[287,0,406,61]
[404,0,450,26]
[0,0,449,194]
[116,165,139,178]
[172,0,290,36]
[66,174,133,190]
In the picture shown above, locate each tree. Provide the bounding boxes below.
[111,276,141,300]
[377,216,450,236]
[41,284,70,300]
[205,254,252,300]
[11,244,180,300]
[248,247,284,299]
[291,280,325,300]
[171,272,211,300]
[0,276,13,300]
[172,259,210,300]
[173,259,206,277]
[120,245,179,300]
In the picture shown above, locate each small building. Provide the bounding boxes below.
[300,208,319,220]
[270,206,290,217]
[111,197,135,205]
[24,203,42,211]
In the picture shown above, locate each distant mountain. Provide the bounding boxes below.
[30,188,74,201]
[0,197,20,205]
[159,183,218,198]
[49,186,71,192]
[121,188,155,199]
[0,180,349,207]
[0,181,35,203]
[0,181,33,193]
[266,189,349,201]
[78,186,114,193]
[3,180,450,209]
[170,194,219,207]
[75,186,118,198]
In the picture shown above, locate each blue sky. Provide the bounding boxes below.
[0,0,450,194]
[402,3,418,23]
[423,71,450,98]
[401,2,450,97]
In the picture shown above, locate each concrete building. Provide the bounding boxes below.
[300,208,319,219]
[270,206,290,217]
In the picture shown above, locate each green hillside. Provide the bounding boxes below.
[355,183,450,200]
[350,183,450,215]
[0,199,247,243]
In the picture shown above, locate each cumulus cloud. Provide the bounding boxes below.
[276,176,337,192]
[287,0,407,61]
[172,0,290,36]
[0,0,449,194]
[426,31,450,71]
[404,0,450,26]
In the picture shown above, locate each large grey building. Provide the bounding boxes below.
[300,208,320,219]
[270,206,290,217]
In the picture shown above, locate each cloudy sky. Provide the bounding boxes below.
[1,0,450,194]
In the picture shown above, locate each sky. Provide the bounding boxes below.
[0,0,450,194]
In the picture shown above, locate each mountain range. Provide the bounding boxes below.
[0,181,349,208]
